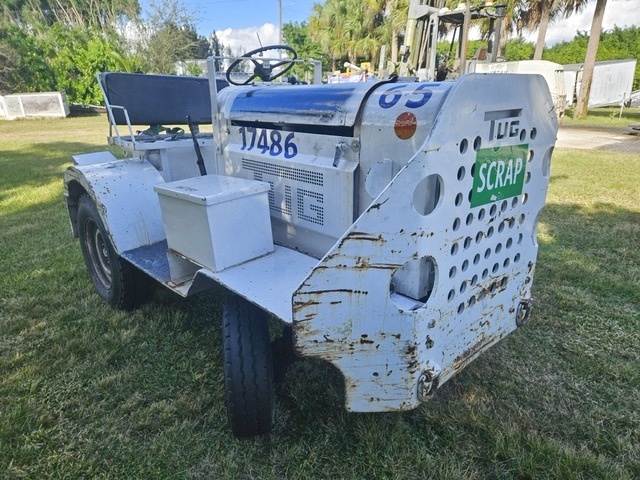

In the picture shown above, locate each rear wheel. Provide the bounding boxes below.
[77,194,146,310]
[223,295,275,437]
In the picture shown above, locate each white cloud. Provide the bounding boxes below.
[525,0,640,46]
[216,23,280,55]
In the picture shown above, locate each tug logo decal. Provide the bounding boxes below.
[486,108,523,141]
[471,144,527,207]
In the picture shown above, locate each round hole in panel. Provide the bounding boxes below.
[501,277,509,289]
[478,208,486,221]
[514,253,521,262]
[476,232,483,244]
[468,189,473,203]
[518,233,523,244]
[525,171,532,184]
[498,221,505,233]
[506,238,513,248]
[503,258,510,268]
[508,218,516,229]
[531,127,537,140]
[459,138,468,154]
[542,146,553,178]
[495,242,502,254]
[468,296,476,307]
[464,236,472,249]
[448,289,455,301]
[532,212,540,247]
[455,192,463,206]
[449,266,457,278]
[471,163,476,177]
[466,213,473,226]
[511,197,518,208]
[452,217,461,231]
[482,268,489,279]
[478,290,486,301]
[501,200,508,212]
[473,253,480,265]
[462,259,469,272]
[471,274,478,286]
[492,262,499,274]
[528,150,534,163]
[489,282,497,293]
[457,166,466,181]
[390,256,437,309]
[519,213,526,224]
[490,204,497,216]
[522,193,528,204]
[458,303,465,314]
[487,226,494,238]
[451,243,459,255]
[484,248,491,259]
[460,281,467,293]
[519,129,526,142]
[525,276,531,284]
[473,136,482,151]
[413,174,443,216]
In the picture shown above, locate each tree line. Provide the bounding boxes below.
[2,0,636,116]
[0,0,224,105]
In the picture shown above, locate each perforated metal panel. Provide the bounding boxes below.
[292,74,558,412]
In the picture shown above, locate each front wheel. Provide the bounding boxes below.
[223,295,275,437]
[77,194,146,310]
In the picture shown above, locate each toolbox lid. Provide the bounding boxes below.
[154,174,270,206]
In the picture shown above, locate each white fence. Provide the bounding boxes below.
[0,91,70,119]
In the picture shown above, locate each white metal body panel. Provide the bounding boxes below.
[64,158,166,253]
[72,151,118,166]
[114,136,218,182]
[470,61,566,116]
[198,246,318,322]
[358,82,454,213]
[291,74,558,412]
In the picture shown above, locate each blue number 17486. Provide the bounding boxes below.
[239,127,298,159]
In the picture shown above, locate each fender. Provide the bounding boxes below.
[64,156,166,254]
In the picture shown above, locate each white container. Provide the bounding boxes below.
[154,174,273,272]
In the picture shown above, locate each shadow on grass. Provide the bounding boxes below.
[0,141,111,192]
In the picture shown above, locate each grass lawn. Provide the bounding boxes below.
[562,106,640,127]
[1,115,638,479]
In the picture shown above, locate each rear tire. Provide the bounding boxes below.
[77,194,146,310]
[223,295,275,437]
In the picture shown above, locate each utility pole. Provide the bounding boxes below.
[278,0,283,44]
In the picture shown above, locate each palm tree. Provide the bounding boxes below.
[524,0,589,60]
[574,0,607,118]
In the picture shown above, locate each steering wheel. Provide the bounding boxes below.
[225,45,298,86]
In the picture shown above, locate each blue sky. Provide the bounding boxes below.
[186,0,317,33]
[142,0,640,54]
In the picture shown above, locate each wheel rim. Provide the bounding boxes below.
[84,218,112,289]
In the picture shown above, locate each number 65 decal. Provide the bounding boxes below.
[379,83,433,109]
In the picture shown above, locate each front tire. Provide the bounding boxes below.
[223,295,275,437]
[77,194,144,310]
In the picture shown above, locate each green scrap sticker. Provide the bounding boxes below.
[471,144,528,208]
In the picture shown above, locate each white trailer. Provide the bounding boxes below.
[64,46,558,437]
[564,59,637,107]
[470,60,567,119]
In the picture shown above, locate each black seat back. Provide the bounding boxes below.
[101,72,228,126]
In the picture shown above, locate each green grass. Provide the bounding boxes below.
[562,106,640,127]
[1,116,639,479]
